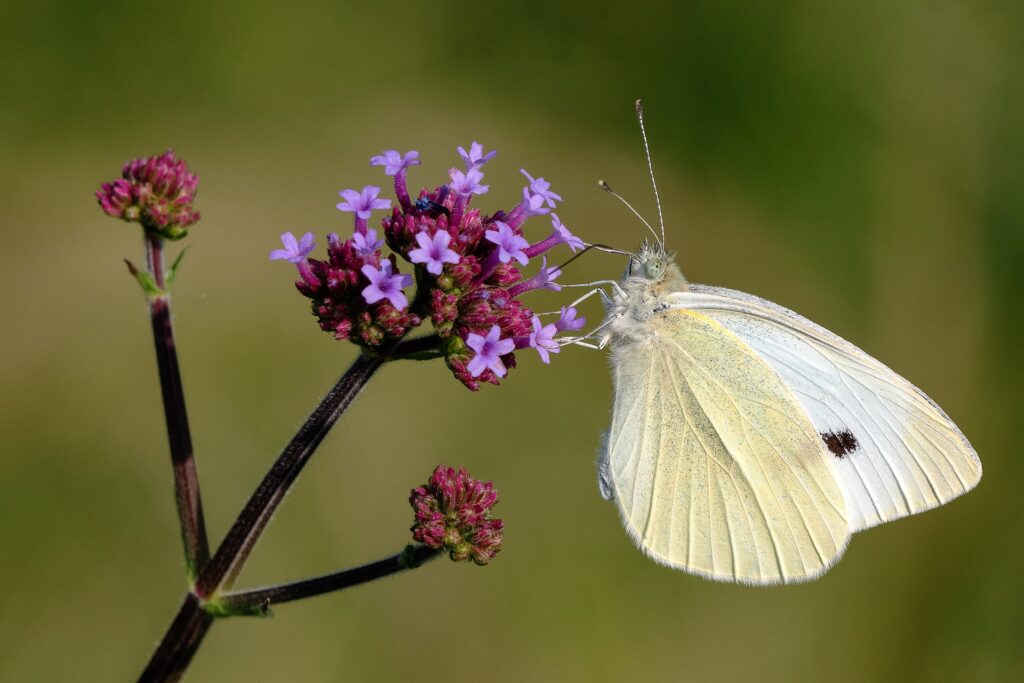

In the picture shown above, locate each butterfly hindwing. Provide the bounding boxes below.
[675,285,982,532]
[603,307,850,584]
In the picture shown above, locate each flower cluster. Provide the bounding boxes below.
[273,142,588,389]
[96,149,200,238]
[410,464,503,565]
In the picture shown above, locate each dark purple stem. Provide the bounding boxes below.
[218,545,441,614]
[141,354,383,681]
[389,334,442,360]
[146,232,210,578]
[137,593,213,683]
[194,352,385,597]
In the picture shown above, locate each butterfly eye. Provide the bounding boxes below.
[644,259,665,279]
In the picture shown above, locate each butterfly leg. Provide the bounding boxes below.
[560,279,626,303]
[557,314,620,350]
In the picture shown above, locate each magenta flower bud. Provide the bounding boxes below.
[95,149,200,238]
[410,465,504,565]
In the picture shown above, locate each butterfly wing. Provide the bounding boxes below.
[676,285,982,532]
[602,307,850,584]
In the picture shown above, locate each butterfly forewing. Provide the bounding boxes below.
[605,307,850,584]
[676,285,982,532]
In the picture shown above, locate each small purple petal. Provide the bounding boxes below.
[555,306,586,332]
[506,256,561,297]
[520,186,551,218]
[484,222,530,266]
[337,185,392,219]
[449,167,489,197]
[270,231,316,263]
[408,230,461,276]
[465,324,515,378]
[457,141,497,169]
[520,169,562,208]
[371,150,420,176]
[360,259,412,309]
[550,214,585,252]
[352,228,385,257]
[534,256,562,291]
[529,316,560,364]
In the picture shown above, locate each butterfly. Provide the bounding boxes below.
[578,101,981,585]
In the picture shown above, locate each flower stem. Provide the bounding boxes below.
[146,231,210,579]
[388,334,443,360]
[142,354,384,680]
[194,352,385,598]
[214,545,441,615]
[137,593,213,683]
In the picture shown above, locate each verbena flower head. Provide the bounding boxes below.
[278,141,586,389]
[96,149,200,239]
[410,464,503,565]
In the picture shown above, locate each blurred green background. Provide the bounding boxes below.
[2,1,1022,680]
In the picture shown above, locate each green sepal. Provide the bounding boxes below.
[158,225,189,241]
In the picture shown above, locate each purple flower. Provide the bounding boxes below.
[555,306,586,332]
[484,222,530,266]
[550,214,585,252]
[520,169,562,208]
[529,316,560,364]
[337,185,392,219]
[466,325,515,378]
[371,150,420,176]
[410,464,503,565]
[531,256,562,291]
[519,186,551,218]
[408,230,461,275]
[449,167,489,197]
[457,141,497,169]
[352,228,384,257]
[361,259,412,309]
[270,231,316,263]
[507,256,562,297]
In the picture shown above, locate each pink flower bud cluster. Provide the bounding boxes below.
[410,465,503,565]
[96,149,200,238]
[294,233,422,347]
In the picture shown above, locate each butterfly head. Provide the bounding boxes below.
[626,240,684,284]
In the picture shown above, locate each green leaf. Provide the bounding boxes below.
[166,247,189,289]
[124,259,164,297]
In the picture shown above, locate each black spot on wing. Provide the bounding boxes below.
[821,429,859,458]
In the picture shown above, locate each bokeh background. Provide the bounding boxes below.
[2,1,1022,680]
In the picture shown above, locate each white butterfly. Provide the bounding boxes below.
[572,102,981,585]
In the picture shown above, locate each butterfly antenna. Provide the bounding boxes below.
[554,242,631,273]
[599,179,661,247]
[635,99,666,248]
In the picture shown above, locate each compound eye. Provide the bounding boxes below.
[644,259,665,279]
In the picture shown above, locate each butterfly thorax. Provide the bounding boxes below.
[602,242,689,347]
